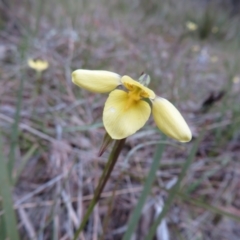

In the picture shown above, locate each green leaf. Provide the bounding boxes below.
[0,135,20,240]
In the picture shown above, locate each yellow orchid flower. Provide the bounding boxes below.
[28,59,49,72]
[72,69,192,142]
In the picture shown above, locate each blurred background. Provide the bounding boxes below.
[0,0,240,239]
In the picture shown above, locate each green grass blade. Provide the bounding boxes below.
[179,192,240,222]
[0,214,6,240]
[122,137,166,240]
[7,73,24,180]
[13,144,38,185]
[0,135,20,240]
[145,136,202,240]
[8,39,28,182]
[34,0,46,36]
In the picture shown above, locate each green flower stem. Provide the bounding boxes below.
[73,138,126,240]
[36,71,42,95]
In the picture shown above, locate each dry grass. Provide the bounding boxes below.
[0,0,240,239]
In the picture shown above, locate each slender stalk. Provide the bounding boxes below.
[73,138,126,240]
[36,71,42,95]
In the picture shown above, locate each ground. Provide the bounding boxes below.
[0,0,240,239]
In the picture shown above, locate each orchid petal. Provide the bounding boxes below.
[152,97,192,142]
[121,75,155,99]
[103,90,151,139]
[72,69,121,93]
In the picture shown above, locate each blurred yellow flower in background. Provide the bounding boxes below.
[72,70,192,142]
[191,45,201,52]
[186,21,198,31]
[210,56,218,63]
[28,59,49,72]
[212,26,219,33]
[233,76,240,83]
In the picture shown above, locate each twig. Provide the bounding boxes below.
[0,113,55,142]
[61,190,80,227]
[9,186,143,210]
[18,207,37,240]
